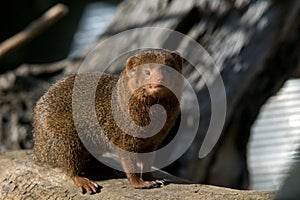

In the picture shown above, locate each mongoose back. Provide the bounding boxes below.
[33,49,183,194]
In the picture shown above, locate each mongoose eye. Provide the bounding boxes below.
[144,70,151,76]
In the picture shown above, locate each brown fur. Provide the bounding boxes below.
[33,49,183,194]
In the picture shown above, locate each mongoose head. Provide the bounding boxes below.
[124,49,183,100]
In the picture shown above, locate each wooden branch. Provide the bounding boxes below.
[0,4,68,61]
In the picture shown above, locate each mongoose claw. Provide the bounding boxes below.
[156,179,168,186]
[151,181,160,188]
[73,176,101,194]
[140,181,160,189]
[81,181,101,194]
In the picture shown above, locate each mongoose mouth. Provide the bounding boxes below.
[142,83,165,89]
[152,84,164,88]
[145,84,171,97]
[148,84,166,91]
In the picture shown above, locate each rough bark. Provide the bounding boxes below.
[0,150,274,200]
[185,0,300,189]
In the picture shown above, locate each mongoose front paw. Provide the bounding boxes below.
[132,180,167,189]
[155,179,168,186]
[73,176,101,194]
[142,174,169,186]
[142,181,161,189]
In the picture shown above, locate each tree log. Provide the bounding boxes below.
[0,150,274,200]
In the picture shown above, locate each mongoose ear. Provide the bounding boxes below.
[171,51,183,71]
[126,56,138,72]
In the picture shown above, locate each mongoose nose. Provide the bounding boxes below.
[156,77,164,83]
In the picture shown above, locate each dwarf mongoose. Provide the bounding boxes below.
[33,49,183,194]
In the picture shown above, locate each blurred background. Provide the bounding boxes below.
[0,0,119,70]
[0,0,299,196]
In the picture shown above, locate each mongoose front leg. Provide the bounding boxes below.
[72,176,100,194]
[120,153,160,189]
[139,152,167,186]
